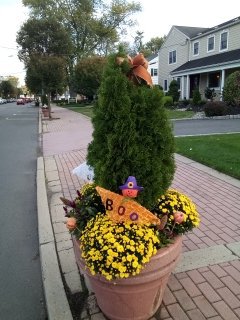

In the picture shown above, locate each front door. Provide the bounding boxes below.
[190,74,200,98]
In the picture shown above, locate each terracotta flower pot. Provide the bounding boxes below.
[42,108,49,117]
[74,236,182,320]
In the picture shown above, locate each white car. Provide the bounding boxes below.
[0,98,7,104]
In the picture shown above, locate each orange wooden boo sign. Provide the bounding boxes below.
[96,186,160,225]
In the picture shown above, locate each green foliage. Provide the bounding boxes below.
[26,55,67,95]
[17,17,73,64]
[155,84,163,91]
[167,80,180,103]
[20,0,141,92]
[61,183,106,238]
[133,30,144,53]
[0,80,16,98]
[162,95,173,108]
[204,87,216,101]
[204,101,228,117]
[130,34,166,56]
[41,95,48,106]
[192,89,202,106]
[22,0,141,59]
[223,71,240,106]
[87,51,175,209]
[74,56,106,99]
[144,36,166,53]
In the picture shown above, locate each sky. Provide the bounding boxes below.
[0,0,239,86]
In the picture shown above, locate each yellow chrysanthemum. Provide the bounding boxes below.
[80,215,161,280]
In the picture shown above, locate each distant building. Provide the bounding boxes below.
[146,53,158,85]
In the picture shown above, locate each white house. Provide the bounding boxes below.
[146,53,158,85]
[158,16,240,100]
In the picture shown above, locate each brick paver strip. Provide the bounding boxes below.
[167,275,183,291]
[213,300,239,320]
[192,296,218,318]
[173,289,196,311]
[167,303,190,320]
[220,276,240,295]
[201,271,224,289]
[217,287,240,309]
[178,277,201,297]
[162,287,177,305]
[222,265,240,282]
[158,305,170,319]
[187,308,206,320]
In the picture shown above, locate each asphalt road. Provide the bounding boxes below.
[173,118,240,136]
[0,102,47,320]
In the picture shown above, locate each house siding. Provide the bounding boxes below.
[190,23,240,60]
[157,17,240,101]
[158,27,189,91]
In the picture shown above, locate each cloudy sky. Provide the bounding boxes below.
[0,0,238,86]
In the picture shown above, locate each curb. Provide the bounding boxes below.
[38,110,73,320]
[37,157,73,320]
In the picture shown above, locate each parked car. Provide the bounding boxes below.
[16,99,25,105]
[0,98,7,104]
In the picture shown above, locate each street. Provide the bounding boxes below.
[173,117,240,136]
[0,102,47,320]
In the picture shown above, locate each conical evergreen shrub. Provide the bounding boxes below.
[87,50,175,209]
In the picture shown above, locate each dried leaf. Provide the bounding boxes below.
[60,197,73,207]
[158,215,168,230]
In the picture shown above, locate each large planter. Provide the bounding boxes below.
[74,236,182,320]
[42,108,49,117]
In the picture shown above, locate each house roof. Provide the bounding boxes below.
[174,16,240,39]
[192,16,240,39]
[174,26,209,38]
[146,53,158,62]
[171,48,240,74]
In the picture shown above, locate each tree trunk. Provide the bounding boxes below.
[47,92,52,119]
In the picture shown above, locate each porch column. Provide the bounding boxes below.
[181,76,185,100]
[186,75,190,99]
[220,69,225,101]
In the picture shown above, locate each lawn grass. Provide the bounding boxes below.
[66,105,94,118]
[63,105,196,120]
[165,109,195,119]
[175,133,240,179]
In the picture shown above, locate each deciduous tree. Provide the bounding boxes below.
[74,56,106,100]
[26,55,67,117]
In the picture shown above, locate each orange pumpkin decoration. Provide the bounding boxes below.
[173,211,184,224]
[66,217,77,231]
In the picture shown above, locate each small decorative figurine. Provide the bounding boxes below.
[119,176,144,198]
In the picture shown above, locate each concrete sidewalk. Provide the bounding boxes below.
[38,105,240,320]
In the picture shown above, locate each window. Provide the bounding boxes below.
[193,42,199,55]
[151,69,158,76]
[169,50,176,64]
[177,77,181,90]
[164,80,168,91]
[208,36,215,52]
[220,31,228,50]
[208,72,220,88]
